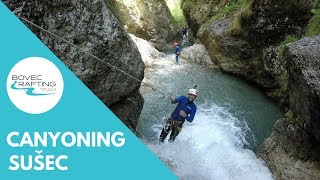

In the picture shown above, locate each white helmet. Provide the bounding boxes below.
[188,89,198,96]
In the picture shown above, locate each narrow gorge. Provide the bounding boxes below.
[4,0,320,179]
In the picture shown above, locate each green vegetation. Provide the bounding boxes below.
[104,0,126,26]
[227,0,253,36]
[306,8,320,36]
[104,0,120,18]
[207,0,246,22]
[227,0,320,41]
[278,35,301,55]
[165,0,186,28]
[184,0,251,36]
[220,0,245,17]
[277,8,320,53]
[281,35,301,45]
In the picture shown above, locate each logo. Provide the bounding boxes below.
[6,57,64,114]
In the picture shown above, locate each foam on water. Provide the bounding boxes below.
[146,101,273,180]
[132,34,277,179]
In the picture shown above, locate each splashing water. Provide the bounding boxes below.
[132,35,279,179]
[146,102,273,179]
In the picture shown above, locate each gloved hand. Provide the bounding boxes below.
[179,110,187,117]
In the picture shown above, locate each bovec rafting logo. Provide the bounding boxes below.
[6,57,64,114]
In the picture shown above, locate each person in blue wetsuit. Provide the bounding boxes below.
[174,42,181,63]
[159,88,198,143]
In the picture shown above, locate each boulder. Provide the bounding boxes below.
[180,43,219,69]
[285,36,320,143]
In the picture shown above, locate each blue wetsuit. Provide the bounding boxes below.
[171,96,197,122]
[159,95,197,142]
[175,45,181,63]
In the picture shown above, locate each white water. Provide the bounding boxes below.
[147,102,273,179]
[131,34,276,179]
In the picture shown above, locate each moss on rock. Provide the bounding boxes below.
[105,0,178,51]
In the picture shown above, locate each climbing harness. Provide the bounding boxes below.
[16,15,169,98]
[159,118,185,143]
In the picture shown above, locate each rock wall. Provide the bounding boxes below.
[189,0,314,100]
[106,0,178,51]
[197,18,284,99]
[181,0,229,33]
[182,0,320,178]
[258,36,320,179]
[242,0,313,47]
[286,36,320,143]
[129,33,166,67]
[4,0,145,131]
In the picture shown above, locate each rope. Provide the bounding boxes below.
[17,16,169,98]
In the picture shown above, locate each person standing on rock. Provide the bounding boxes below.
[174,42,181,63]
[159,88,198,143]
[181,26,188,39]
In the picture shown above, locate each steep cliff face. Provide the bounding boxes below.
[4,0,145,131]
[191,0,314,100]
[106,0,178,51]
[242,0,313,47]
[182,0,320,178]
[197,18,285,100]
[258,36,320,179]
[198,19,258,77]
[285,36,320,144]
[181,0,222,33]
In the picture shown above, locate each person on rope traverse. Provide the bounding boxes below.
[174,42,181,63]
[159,88,198,143]
[181,26,188,39]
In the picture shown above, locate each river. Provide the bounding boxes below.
[133,34,281,179]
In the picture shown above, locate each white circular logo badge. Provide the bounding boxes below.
[6,57,64,114]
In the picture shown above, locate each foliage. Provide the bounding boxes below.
[278,35,300,55]
[165,0,186,28]
[227,0,253,36]
[306,9,320,36]
[277,8,320,53]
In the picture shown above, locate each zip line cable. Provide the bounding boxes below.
[17,15,169,98]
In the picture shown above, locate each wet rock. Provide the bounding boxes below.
[129,34,166,67]
[180,43,218,69]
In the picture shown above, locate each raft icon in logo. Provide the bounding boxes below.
[6,57,64,114]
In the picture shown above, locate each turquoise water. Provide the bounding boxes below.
[138,54,281,150]
[137,54,280,179]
